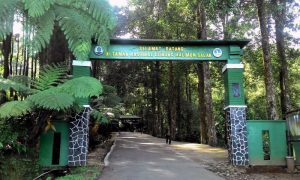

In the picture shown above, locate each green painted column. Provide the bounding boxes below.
[223,45,249,166]
[72,60,92,105]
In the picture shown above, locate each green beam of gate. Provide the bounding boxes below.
[89,39,249,61]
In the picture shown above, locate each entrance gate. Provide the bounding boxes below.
[72,39,249,166]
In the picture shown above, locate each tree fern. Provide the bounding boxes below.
[0,0,18,39]
[0,77,32,94]
[30,10,55,52]
[27,88,75,111]
[58,76,103,98]
[32,63,68,91]
[24,0,55,17]
[8,75,31,86]
[0,0,116,59]
[55,5,92,60]
[0,100,32,119]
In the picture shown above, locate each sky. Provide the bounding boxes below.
[109,0,128,7]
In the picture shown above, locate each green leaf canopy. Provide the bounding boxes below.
[0,0,116,60]
[0,77,32,94]
[0,100,32,119]
[58,77,103,98]
[27,88,75,111]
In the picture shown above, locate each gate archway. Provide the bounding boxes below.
[72,39,249,166]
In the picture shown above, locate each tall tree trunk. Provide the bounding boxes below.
[175,78,181,140]
[15,35,20,76]
[196,63,207,144]
[272,0,291,119]
[22,46,27,75]
[203,62,217,146]
[185,70,192,137]
[39,23,70,67]
[196,1,217,145]
[9,36,14,76]
[256,0,279,119]
[34,56,38,79]
[168,61,176,139]
[2,33,12,78]
[150,62,157,136]
[155,61,163,137]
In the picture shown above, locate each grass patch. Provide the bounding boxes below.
[55,166,101,180]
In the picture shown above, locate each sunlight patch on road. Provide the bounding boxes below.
[147,168,176,177]
[139,142,165,145]
[119,136,137,139]
[118,161,131,165]
[161,157,177,161]
[146,161,156,165]
[139,142,156,145]
[172,143,227,158]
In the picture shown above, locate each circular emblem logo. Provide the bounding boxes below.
[94,46,104,56]
[213,48,222,58]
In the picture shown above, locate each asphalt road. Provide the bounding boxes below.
[99,132,224,180]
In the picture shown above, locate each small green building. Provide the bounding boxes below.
[39,121,70,167]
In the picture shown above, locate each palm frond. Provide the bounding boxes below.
[32,63,68,91]
[0,100,32,119]
[0,0,18,40]
[24,0,55,17]
[58,76,103,98]
[27,88,75,111]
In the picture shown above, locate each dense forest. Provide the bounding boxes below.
[0,1,300,176]
[106,0,300,145]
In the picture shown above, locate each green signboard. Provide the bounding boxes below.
[89,39,249,61]
[90,44,229,61]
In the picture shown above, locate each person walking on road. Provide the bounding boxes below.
[166,128,171,144]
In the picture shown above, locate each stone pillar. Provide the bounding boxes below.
[68,106,92,166]
[68,60,92,166]
[225,106,248,165]
[223,46,249,166]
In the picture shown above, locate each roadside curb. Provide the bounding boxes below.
[104,135,117,167]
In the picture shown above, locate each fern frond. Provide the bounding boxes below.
[24,0,55,17]
[103,85,117,94]
[8,75,31,86]
[55,5,92,60]
[85,0,116,45]
[0,77,32,94]
[0,100,32,119]
[32,63,68,91]
[0,0,18,40]
[31,10,55,52]
[91,109,108,124]
[54,1,116,59]
[58,77,103,98]
[27,88,75,111]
